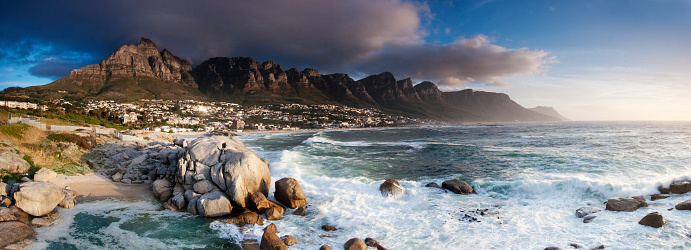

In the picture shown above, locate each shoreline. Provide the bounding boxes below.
[48,173,153,201]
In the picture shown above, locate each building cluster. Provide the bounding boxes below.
[0,100,48,111]
[49,99,420,131]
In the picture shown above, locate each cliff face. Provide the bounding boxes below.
[529,106,569,121]
[13,38,564,122]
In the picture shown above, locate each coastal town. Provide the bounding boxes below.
[2,98,423,132]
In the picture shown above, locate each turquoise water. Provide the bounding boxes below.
[34,122,691,249]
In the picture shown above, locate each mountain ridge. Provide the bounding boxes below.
[4,38,564,123]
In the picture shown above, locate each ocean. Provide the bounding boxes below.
[33,122,691,249]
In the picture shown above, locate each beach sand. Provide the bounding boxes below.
[48,173,153,201]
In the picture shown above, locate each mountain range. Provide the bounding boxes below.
[4,38,567,122]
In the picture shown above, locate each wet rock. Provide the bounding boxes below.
[657,185,670,194]
[266,201,285,220]
[197,190,233,217]
[292,206,306,216]
[591,245,605,249]
[544,247,561,250]
[638,212,665,228]
[152,179,174,202]
[605,196,647,212]
[379,179,404,198]
[670,180,691,194]
[424,182,441,188]
[583,215,597,223]
[265,223,278,234]
[280,235,297,246]
[260,223,288,250]
[365,237,389,250]
[33,168,57,182]
[13,181,64,216]
[568,243,583,248]
[320,245,331,250]
[274,177,307,208]
[222,209,264,225]
[0,221,35,249]
[575,207,601,218]
[31,210,61,226]
[322,224,337,231]
[674,199,691,210]
[650,194,669,201]
[344,238,367,250]
[442,179,474,194]
[111,172,123,182]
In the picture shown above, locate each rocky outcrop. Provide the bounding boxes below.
[638,212,665,228]
[281,235,297,246]
[605,196,647,212]
[344,238,367,250]
[0,221,35,249]
[274,178,307,209]
[442,179,474,194]
[0,151,30,174]
[320,245,332,250]
[33,168,58,182]
[675,199,691,210]
[176,136,271,212]
[266,201,285,220]
[13,181,64,216]
[365,237,389,250]
[197,190,233,217]
[379,179,404,198]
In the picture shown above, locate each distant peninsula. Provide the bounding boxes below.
[3,38,567,123]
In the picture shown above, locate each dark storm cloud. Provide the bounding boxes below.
[1,0,549,85]
[28,59,85,79]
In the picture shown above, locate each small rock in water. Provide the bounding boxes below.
[344,238,367,250]
[657,185,671,194]
[583,215,597,223]
[670,180,691,194]
[280,235,297,246]
[591,245,606,249]
[320,245,331,250]
[379,179,404,198]
[568,243,583,248]
[425,182,441,188]
[575,207,601,218]
[675,199,691,210]
[544,247,561,250]
[322,225,337,231]
[292,206,306,216]
[605,196,647,212]
[650,194,669,201]
[441,179,474,194]
[638,212,665,228]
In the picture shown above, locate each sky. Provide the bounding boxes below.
[1,0,690,121]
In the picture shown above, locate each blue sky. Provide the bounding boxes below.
[1,0,690,120]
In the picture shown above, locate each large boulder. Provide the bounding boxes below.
[0,221,35,249]
[152,179,174,202]
[675,199,691,210]
[196,190,233,217]
[0,151,30,174]
[249,192,271,214]
[379,179,404,198]
[176,136,271,208]
[344,238,367,250]
[261,223,288,250]
[266,201,285,220]
[13,181,64,216]
[33,168,58,182]
[274,178,307,209]
[441,179,474,194]
[638,212,665,228]
[670,180,691,194]
[606,196,648,212]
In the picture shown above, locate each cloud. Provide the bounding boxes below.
[28,59,84,79]
[1,0,550,86]
[352,35,550,86]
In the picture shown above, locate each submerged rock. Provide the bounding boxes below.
[583,215,597,223]
[274,177,307,209]
[322,225,337,231]
[638,212,665,228]
[379,179,404,198]
[13,181,64,216]
[650,194,669,201]
[575,207,601,218]
[424,182,441,188]
[442,179,474,194]
[605,196,647,212]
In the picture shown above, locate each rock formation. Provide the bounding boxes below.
[379,179,404,198]
[638,212,665,228]
[605,196,647,212]
[274,177,307,208]
[441,179,474,194]
[344,238,368,250]
[13,182,64,216]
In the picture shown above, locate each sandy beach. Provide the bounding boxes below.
[48,173,153,201]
